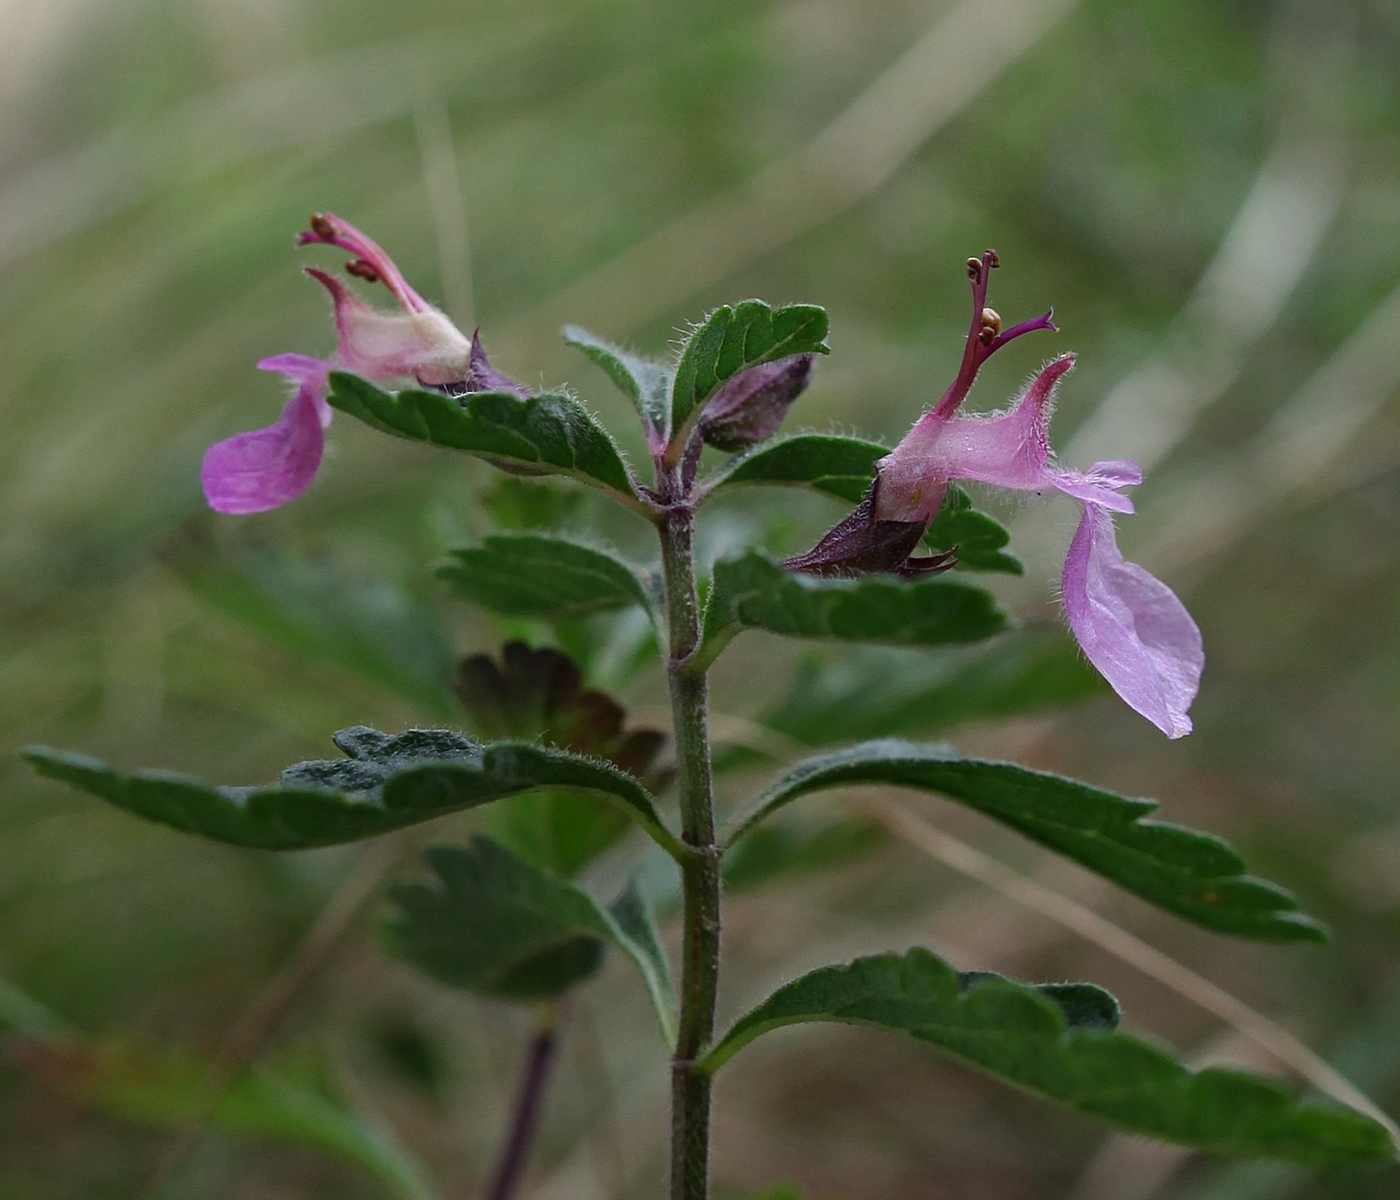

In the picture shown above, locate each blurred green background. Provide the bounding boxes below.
[3,0,1400,1196]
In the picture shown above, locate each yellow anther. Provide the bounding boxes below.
[978,307,1002,345]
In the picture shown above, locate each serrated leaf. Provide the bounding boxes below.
[563,325,672,437]
[386,838,675,1040]
[670,301,829,453]
[24,726,684,860]
[708,437,1018,571]
[699,950,1391,1166]
[167,534,455,713]
[15,1035,435,1200]
[723,741,1325,942]
[439,535,655,623]
[759,629,1106,748]
[699,552,1008,667]
[326,371,647,513]
[707,433,886,504]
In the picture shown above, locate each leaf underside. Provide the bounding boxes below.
[386,837,675,1038]
[725,740,1326,942]
[23,726,679,858]
[701,950,1392,1166]
[701,552,1009,664]
[439,534,654,621]
[326,371,642,508]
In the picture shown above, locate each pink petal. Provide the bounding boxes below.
[1082,459,1142,488]
[297,212,433,313]
[1062,505,1203,738]
[877,355,1075,519]
[1053,470,1136,513]
[304,267,472,387]
[201,385,327,514]
[257,354,332,427]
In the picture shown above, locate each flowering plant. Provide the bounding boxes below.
[24,216,1395,1198]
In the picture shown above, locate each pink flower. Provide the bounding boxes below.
[297,212,473,388]
[201,354,331,515]
[789,252,1203,738]
[202,213,489,515]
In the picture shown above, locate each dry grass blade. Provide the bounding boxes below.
[1064,133,1346,474]
[1142,279,1400,578]
[497,0,1078,353]
[415,98,476,331]
[864,796,1400,1153]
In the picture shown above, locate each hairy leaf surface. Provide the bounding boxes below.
[670,302,829,442]
[327,372,644,510]
[725,741,1326,942]
[25,727,681,858]
[700,552,1008,666]
[700,950,1390,1165]
[563,325,672,435]
[439,535,654,621]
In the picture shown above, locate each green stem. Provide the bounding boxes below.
[658,491,720,1200]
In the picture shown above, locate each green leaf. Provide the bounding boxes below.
[607,879,676,1032]
[699,552,1008,667]
[723,741,1326,942]
[563,325,672,436]
[385,839,606,1000]
[326,372,647,514]
[699,950,1391,1166]
[16,1035,436,1200]
[706,437,1019,572]
[706,433,885,504]
[439,535,655,623]
[670,302,829,451]
[759,629,1106,747]
[167,535,455,713]
[922,485,1021,574]
[24,726,684,860]
[386,838,675,1040]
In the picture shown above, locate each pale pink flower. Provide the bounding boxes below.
[789,252,1203,738]
[202,214,496,515]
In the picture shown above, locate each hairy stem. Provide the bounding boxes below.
[659,487,720,1200]
[484,1004,558,1200]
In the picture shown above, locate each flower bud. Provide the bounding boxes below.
[700,355,814,452]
